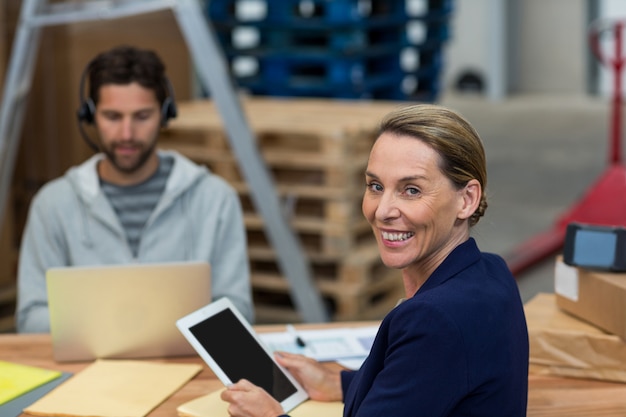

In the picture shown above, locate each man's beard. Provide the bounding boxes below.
[102,139,157,174]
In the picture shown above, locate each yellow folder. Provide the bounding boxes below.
[24,359,202,417]
[0,361,62,405]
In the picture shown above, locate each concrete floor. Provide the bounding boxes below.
[438,92,612,303]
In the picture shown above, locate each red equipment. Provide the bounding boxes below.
[503,18,626,276]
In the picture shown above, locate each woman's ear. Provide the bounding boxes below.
[457,179,481,220]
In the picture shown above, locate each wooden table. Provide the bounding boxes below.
[1,333,222,417]
[3,332,626,417]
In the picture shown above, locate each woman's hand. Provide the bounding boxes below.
[219,352,343,416]
[220,379,284,417]
[275,351,343,401]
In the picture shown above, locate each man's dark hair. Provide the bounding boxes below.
[87,45,168,106]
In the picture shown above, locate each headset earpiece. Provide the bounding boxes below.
[77,97,96,125]
[160,78,178,127]
[77,59,96,125]
[76,60,100,152]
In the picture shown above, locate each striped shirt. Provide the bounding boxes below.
[100,155,174,257]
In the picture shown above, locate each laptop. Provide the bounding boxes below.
[46,261,211,362]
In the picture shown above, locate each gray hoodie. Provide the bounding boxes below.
[16,150,253,332]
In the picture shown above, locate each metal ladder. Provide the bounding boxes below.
[0,0,328,323]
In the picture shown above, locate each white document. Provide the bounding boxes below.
[259,325,379,369]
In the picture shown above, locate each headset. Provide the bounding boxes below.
[76,59,178,152]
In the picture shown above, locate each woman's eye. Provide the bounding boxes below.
[406,187,420,196]
[367,182,383,192]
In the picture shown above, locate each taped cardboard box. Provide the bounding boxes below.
[525,293,626,383]
[554,257,626,341]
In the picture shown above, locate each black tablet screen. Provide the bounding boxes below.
[189,309,298,402]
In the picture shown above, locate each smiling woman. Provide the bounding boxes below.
[221,104,529,417]
[363,104,487,291]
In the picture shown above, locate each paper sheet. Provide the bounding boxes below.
[259,325,378,363]
[177,389,343,417]
[0,361,62,405]
[24,359,202,417]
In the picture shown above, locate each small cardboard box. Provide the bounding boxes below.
[525,293,626,383]
[554,257,626,341]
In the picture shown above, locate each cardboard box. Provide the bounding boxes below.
[554,257,626,341]
[526,293,626,383]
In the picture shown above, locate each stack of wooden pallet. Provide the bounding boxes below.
[160,97,406,322]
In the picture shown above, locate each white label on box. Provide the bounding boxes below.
[554,261,579,301]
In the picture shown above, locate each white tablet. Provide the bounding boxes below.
[176,297,309,412]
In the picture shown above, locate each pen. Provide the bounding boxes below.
[286,324,306,348]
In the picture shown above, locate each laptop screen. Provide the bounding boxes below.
[46,261,211,362]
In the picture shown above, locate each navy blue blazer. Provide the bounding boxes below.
[340,238,529,417]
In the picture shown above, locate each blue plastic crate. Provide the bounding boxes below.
[208,11,453,55]
[212,24,409,55]
[237,78,400,99]
[246,52,403,88]
[203,1,453,101]
[403,18,451,46]
[209,14,412,30]
[374,70,442,101]
[398,42,445,73]
[403,75,442,101]
[238,70,441,101]
[398,47,444,101]
[207,0,454,23]
[224,49,443,101]
[207,0,408,25]
[406,0,454,18]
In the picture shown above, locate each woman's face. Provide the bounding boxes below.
[362,133,477,273]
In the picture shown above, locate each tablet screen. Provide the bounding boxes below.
[189,308,298,402]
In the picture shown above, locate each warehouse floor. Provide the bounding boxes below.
[437,92,611,302]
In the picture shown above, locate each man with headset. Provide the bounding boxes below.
[16,45,254,333]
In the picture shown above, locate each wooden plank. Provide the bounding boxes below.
[160,142,369,169]
[166,97,402,139]
[158,142,368,188]
[252,269,402,323]
[250,242,403,322]
[246,225,373,260]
